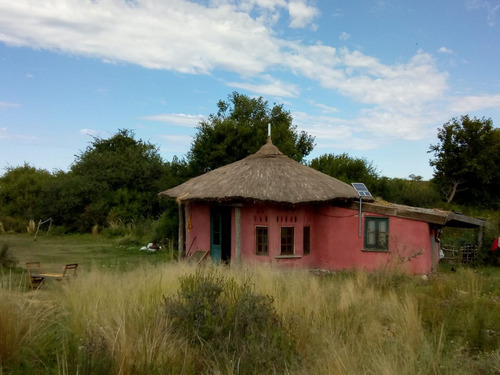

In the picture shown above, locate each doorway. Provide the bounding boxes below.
[210,206,232,263]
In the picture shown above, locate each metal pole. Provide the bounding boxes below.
[358,197,362,237]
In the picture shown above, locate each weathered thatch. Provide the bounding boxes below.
[159,138,363,204]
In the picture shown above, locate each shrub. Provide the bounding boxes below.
[0,244,18,269]
[163,269,298,374]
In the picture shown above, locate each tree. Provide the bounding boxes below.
[40,129,169,231]
[429,115,500,206]
[188,92,315,175]
[309,153,379,188]
[0,164,53,231]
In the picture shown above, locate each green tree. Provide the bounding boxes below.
[0,164,53,230]
[39,129,168,231]
[375,177,441,208]
[428,115,500,207]
[309,153,379,188]
[188,92,315,175]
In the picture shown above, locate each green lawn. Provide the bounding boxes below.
[0,233,174,290]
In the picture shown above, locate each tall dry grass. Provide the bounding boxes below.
[1,264,499,374]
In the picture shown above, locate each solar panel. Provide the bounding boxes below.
[352,183,372,197]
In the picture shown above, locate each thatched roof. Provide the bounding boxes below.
[159,137,363,204]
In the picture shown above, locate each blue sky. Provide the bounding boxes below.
[1,0,499,180]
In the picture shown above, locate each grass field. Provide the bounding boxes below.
[1,233,173,270]
[1,234,500,374]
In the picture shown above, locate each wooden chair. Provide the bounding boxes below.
[26,262,45,289]
[61,263,78,278]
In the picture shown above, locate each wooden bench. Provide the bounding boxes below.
[26,262,78,289]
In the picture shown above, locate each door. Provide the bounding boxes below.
[210,206,231,263]
[210,209,222,262]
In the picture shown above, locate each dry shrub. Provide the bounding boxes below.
[27,219,36,234]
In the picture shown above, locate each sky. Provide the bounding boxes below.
[1,0,499,181]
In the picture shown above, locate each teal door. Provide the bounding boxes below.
[210,209,222,262]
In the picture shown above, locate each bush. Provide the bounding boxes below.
[0,244,18,269]
[163,269,298,374]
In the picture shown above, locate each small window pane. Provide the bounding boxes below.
[303,226,311,255]
[281,227,294,255]
[364,217,389,251]
[255,226,268,255]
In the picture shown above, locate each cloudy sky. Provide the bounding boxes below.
[1,0,499,179]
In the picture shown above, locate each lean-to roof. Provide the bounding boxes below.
[348,200,486,228]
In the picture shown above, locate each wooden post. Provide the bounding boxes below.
[477,225,484,251]
[178,202,184,261]
[234,206,241,265]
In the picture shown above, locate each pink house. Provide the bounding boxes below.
[159,138,485,274]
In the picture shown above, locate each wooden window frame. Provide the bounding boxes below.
[255,226,269,255]
[364,217,389,251]
[303,226,311,255]
[280,227,294,255]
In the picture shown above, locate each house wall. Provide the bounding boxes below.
[183,201,438,274]
[312,205,437,273]
[183,202,210,257]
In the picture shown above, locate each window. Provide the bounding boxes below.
[364,217,389,251]
[255,226,268,255]
[281,227,294,255]
[303,226,311,255]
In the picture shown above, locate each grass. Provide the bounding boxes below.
[0,234,499,374]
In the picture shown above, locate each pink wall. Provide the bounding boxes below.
[184,202,210,258]
[183,201,439,274]
[238,204,317,268]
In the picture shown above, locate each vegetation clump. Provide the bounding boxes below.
[0,243,17,269]
[164,269,298,374]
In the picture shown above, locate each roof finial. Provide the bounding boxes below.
[268,123,271,138]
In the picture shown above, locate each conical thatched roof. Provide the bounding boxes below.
[159,138,362,204]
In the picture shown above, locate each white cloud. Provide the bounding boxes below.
[140,113,204,127]
[467,0,500,26]
[288,0,320,28]
[438,46,453,54]
[0,0,281,76]
[0,102,20,109]
[0,0,474,150]
[288,46,448,111]
[79,128,99,136]
[308,101,339,113]
[0,127,8,139]
[158,134,193,153]
[227,75,300,97]
[448,94,500,112]
[339,32,350,41]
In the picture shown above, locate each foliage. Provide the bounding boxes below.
[309,152,380,187]
[37,130,169,232]
[188,92,315,176]
[0,164,53,228]
[375,177,441,207]
[164,270,298,374]
[151,204,179,244]
[429,115,500,207]
[0,243,18,269]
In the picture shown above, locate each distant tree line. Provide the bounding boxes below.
[0,93,498,239]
